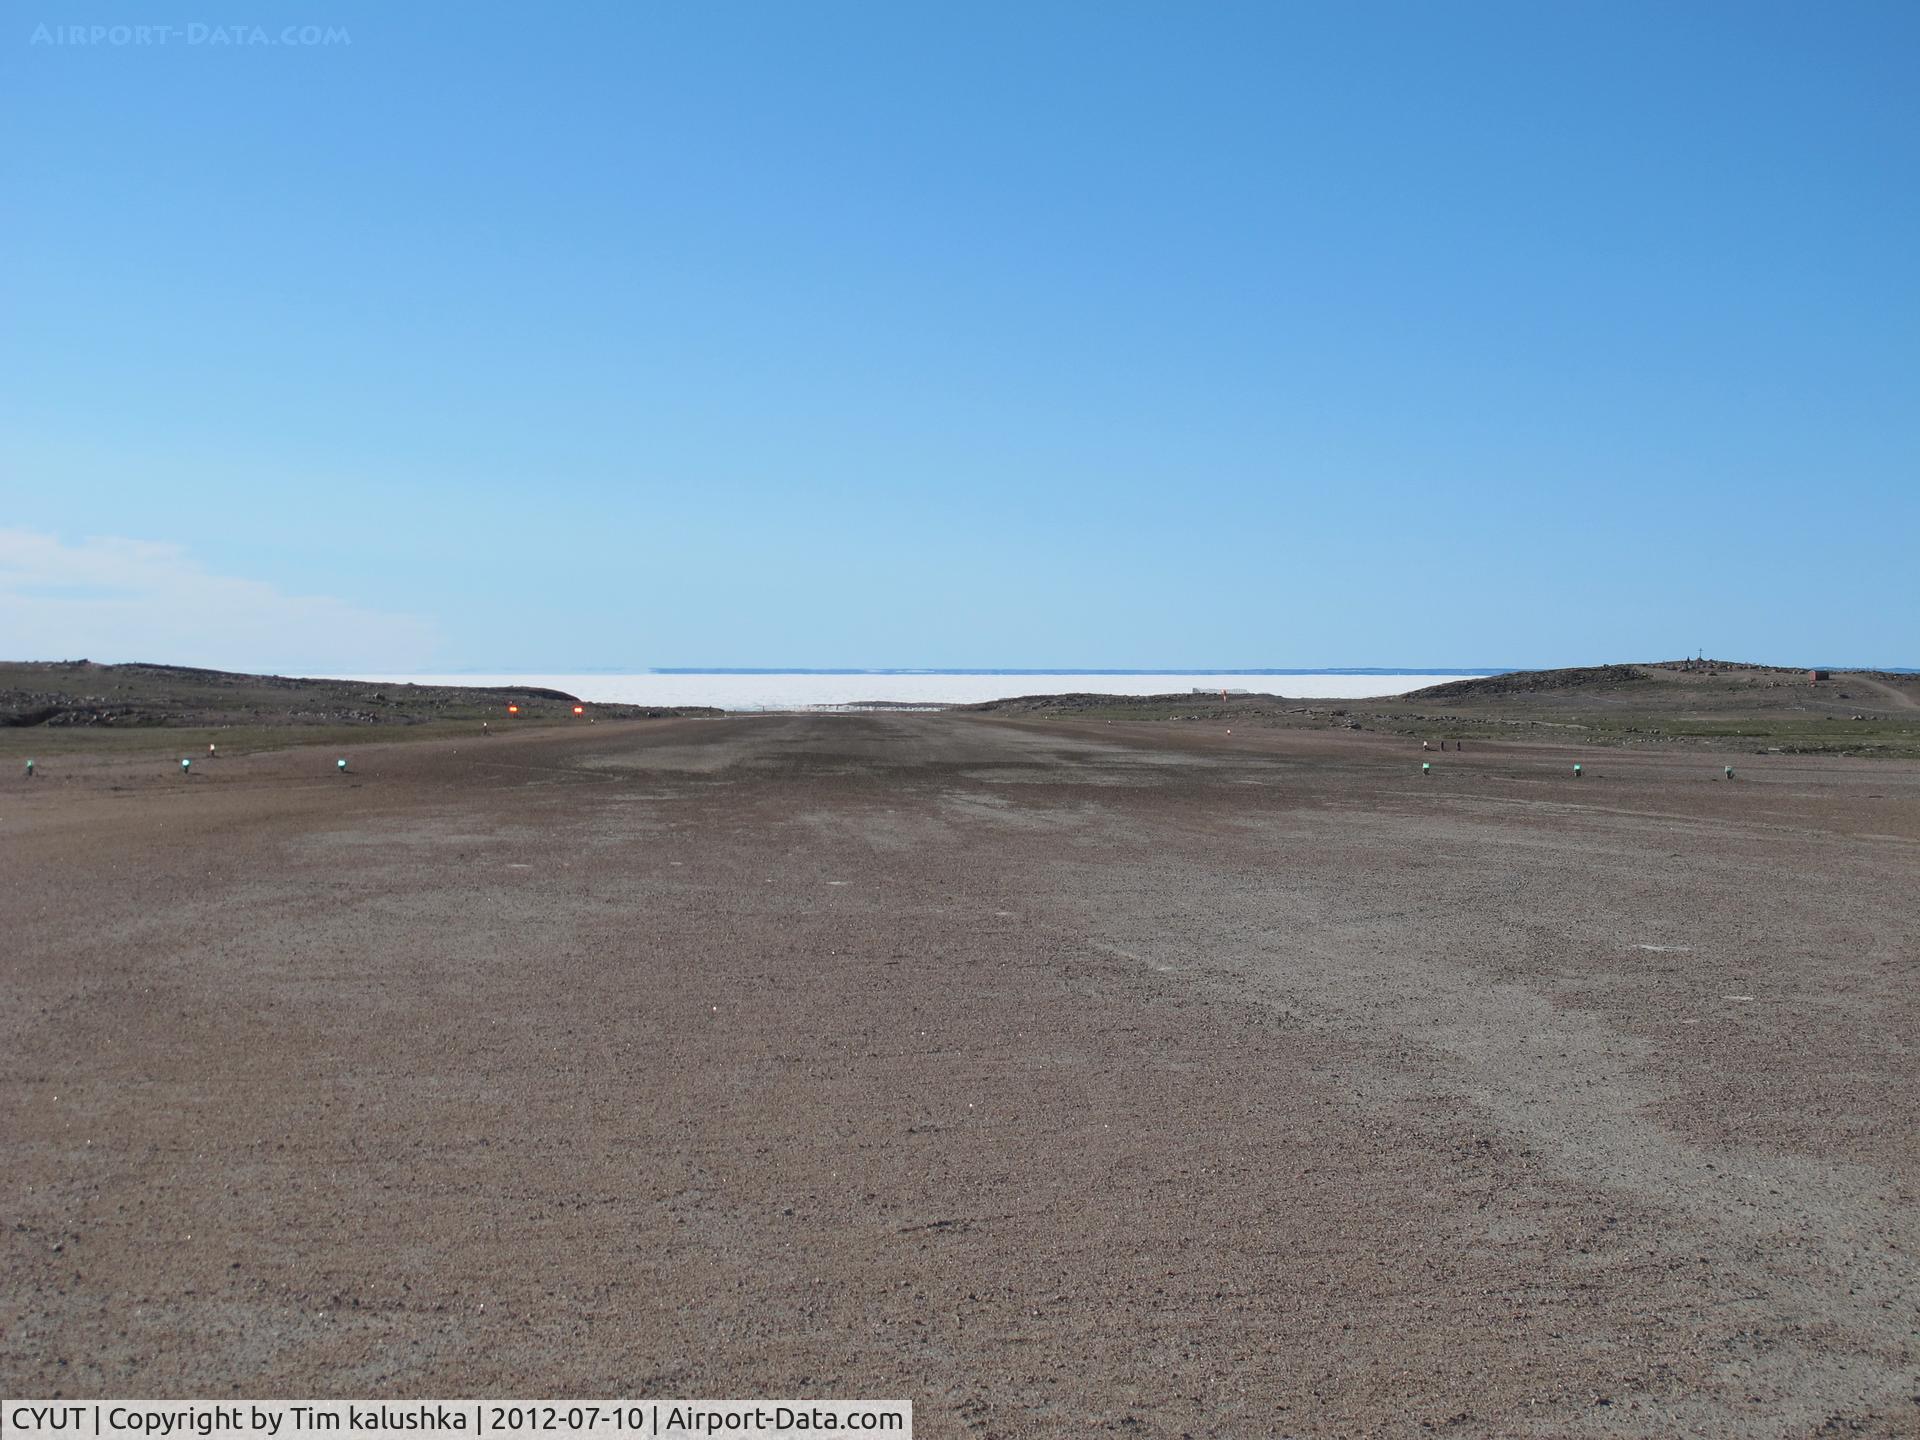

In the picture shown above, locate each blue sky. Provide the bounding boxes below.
[3,0,1915,671]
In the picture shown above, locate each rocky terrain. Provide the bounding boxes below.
[965,661,1920,759]
[0,660,720,750]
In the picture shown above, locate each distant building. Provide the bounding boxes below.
[1809,669,1831,683]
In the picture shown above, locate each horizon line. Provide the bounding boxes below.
[345,662,1916,677]
[352,666,1518,678]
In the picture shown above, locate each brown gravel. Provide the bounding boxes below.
[2,715,1915,1438]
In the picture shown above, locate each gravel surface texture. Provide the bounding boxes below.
[3,715,1915,1437]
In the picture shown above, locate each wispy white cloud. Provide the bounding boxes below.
[0,528,437,674]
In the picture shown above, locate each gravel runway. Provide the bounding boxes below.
[3,715,1914,1437]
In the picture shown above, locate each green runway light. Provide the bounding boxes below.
[337,758,348,771]
[181,758,191,773]
[25,759,33,776]
[1725,766,1734,779]
[1574,763,1582,776]
[1421,762,1430,774]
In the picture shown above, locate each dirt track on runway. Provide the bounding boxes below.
[3,716,1915,1437]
